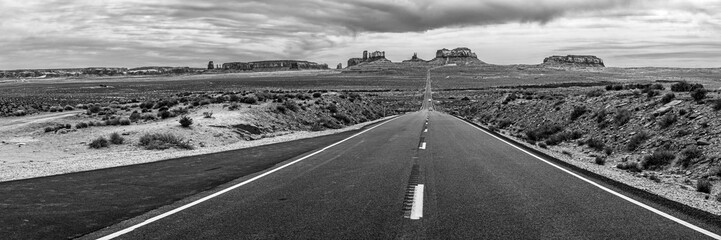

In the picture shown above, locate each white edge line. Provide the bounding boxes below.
[410,184,424,220]
[460,119,721,239]
[97,115,400,240]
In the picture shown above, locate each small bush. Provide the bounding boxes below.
[627,131,650,151]
[203,111,213,118]
[569,106,588,121]
[696,179,712,194]
[617,161,642,172]
[586,89,604,97]
[312,92,322,98]
[641,150,675,169]
[658,113,677,129]
[691,88,707,101]
[649,174,661,183]
[678,147,703,168]
[604,147,613,156]
[538,142,548,149]
[585,138,605,152]
[89,137,109,149]
[670,81,704,92]
[75,122,89,129]
[496,119,513,129]
[595,156,606,165]
[545,131,583,146]
[661,93,675,104]
[109,132,124,144]
[158,110,172,119]
[88,105,102,114]
[275,105,287,114]
[44,126,55,133]
[283,101,300,112]
[179,115,193,127]
[129,111,141,122]
[646,90,660,98]
[119,118,131,125]
[595,109,608,124]
[138,133,193,150]
[525,124,564,141]
[332,113,352,124]
[712,99,721,111]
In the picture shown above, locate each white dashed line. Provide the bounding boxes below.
[419,142,426,149]
[410,184,424,220]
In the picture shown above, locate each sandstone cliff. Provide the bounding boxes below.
[543,55,605,67]
[402,53,426,63]
[428,47,485,65]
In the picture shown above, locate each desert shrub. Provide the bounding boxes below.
[229,94,240,102]
[525,124,564,141]
[203,111,213,118]
[44,126,55,133]
[241,96,258,104]
[602,147,612,156]
[649,174,661,183]
[109,132,124,144]
[617,161,642,172]
[312,92,322,98]
[545,131,583,146]
[461,96,471,101]
[595,156,606,165]
[88,105,102,114]
[671,81,704,92]
[496,119,513,129]
[641,150,675,169]
[129,111,141,122]
[661,93,675,104]
[172,107,189,115]
[569,106,587,121]
[327,104,338,113]
[691,88,707,101]
[646,90,660,98]
[712,99,721,111]
[199,99,211,105]
[179,115,193,127]
[678,147,703,168]
[119,118,131,125]
[627,131,650,151]
[614,109,632,126]
[138,133,193,150]
[89,137,109,149]
[107,118,120,126]
[142,114,157,121]
[658,113,677,129]
[282,101,300,112]
[595,109,608,123]
[275,105,287,114]
[333,113,353,124]
[538,142,548,149]
[488,125,499,132]
[64,105,74,111]
[586,89,604,97]
[585,138,605,152]
[75,122,89,129]
[158,110,172,119]
[696,179,712,194]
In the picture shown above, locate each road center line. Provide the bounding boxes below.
[419,142,426,149]
[410,184,424,220]
[97,116,400,240]
[424,128,428,133]
[460,118,721,239]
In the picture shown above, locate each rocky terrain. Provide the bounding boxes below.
[543,55,605,67]
[347,50,391,67]
[402,53,426,63]
[438,81,721,208]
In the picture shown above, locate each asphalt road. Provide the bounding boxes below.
[90,69,721,239]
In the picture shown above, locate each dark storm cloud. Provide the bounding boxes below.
[161,0,638,33]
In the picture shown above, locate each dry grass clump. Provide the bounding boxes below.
[138,133,193,150]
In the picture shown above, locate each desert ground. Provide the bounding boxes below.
[1,63,720,215]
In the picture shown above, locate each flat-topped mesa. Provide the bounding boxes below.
[402,53,426,63]
[347,50,390,67]
[543,55,605,67]
[221,60,328,71]
[429,47,485,65]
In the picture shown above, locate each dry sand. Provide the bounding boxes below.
[0,104,393,182]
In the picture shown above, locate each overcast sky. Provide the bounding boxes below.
[1,0,720,69]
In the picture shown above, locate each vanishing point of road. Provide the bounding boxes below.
[94,68,721,240]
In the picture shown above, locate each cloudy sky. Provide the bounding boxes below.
[1,0,720,69]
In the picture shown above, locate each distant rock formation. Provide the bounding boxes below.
[221,60,328,71]
[0,67,205,78]
[337,63,343,69]
[429,47,484,65]
[208,61,214,69]
[402,53,426,63]
[347,50,390,67]
[543,55,604,67]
